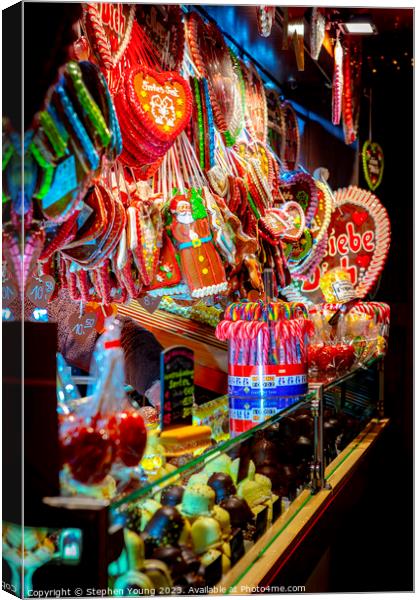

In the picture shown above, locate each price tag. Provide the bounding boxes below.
[2,281,18,307]
[26,275,56,308]
[160,345,194,430]
[68,312,98,342]
[137,295,161,314]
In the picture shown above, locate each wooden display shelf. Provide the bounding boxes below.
[118,301,227,394]
[215,418,390,594]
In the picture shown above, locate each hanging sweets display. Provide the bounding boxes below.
[241,62,268,143]
[256,6,276,38]
[310,8,326,61]
[332,37,343,126]
[186,12,245,147]
[166,191,228,299]
[82,3,137,70]
[266,88,285,160]
[136,5,185,71]
[114,65,193,172]
[362,141,384,191]
[342,39,362,145]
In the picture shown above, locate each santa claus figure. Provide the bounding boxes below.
[169,192,228,298]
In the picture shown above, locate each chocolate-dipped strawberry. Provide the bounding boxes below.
[161,485,185,507]
[207,473,236,503]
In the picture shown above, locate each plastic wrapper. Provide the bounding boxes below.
[60,318,148,489]
[319,267,358,303]
[56,353,81,413]
[308,301,390,379]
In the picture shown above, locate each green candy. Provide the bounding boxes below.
[66,62,111,148]
[39,111,67,158]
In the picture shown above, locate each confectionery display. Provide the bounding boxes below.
[4,3,405,597]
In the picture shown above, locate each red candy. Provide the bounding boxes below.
[117,411,147,467]
[61,409,148,483]
[308,343,355,375]
[65,425,116,484]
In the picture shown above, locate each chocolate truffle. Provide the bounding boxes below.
[220,496,253,528]
[161,485,185,507]
[208,473,236,503]
[152,546,189,577]
[294,435,313,463]
[251,438,278,467]
[295,413,314,437]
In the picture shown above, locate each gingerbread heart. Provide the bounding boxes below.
[125,66,193,144]
[284,185,391,304]
[279,171,319,227]
[362,141,384,192]
[83,3,136,70]
[136,5,185,71]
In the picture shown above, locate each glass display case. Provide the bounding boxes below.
[9,358,387,597]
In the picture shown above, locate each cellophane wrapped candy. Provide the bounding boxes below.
[308,302,390,380]
[60,318,147,492]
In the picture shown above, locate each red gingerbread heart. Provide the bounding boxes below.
[352,211,368,227]
[83,3,136,70]
[284,186,391,304]
[125,66,193,144]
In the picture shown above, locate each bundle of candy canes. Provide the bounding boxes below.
[215,300,314,368]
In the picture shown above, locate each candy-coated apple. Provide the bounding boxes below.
[117,411,147,467]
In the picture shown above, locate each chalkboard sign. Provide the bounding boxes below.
[160,346,194,430]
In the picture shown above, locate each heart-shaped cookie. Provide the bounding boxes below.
[83,3,136,70]
[362,140,384,191]
[283,185,391,304]
[125,66,192,144]
[279,171,319,227]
